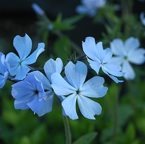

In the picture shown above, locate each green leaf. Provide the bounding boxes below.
[53,36,71,62]
[53,15,83,31]
[73,132,97,144]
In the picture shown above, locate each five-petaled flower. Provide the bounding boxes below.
[51,61,108,120]
[110,37,145,80]
[0,52,9,88]
[12,58,63,116]
[12,71,53,116]
[6,34,45,80]
[82,37,123,83]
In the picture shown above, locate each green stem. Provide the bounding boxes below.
[63,116,72,144]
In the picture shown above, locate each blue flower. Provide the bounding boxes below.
[12,71,53,116]
[12,58,63,116]
[51,61,108,120]
[111,37,145,80]
[6,34,45,80]
[0,52,9,88]
[76,0,106,16]
[82,37,123,83]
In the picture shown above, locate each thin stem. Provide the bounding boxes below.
[63,116,72,144]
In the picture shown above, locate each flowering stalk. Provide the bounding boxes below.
[63,116,72,144]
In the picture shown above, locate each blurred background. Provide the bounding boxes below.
[0,0,145,144]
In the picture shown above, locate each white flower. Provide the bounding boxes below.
[111,37,145,80]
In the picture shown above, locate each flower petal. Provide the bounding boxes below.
[102,62,123,77]
[14,64,30,80]
[51,73,76,96]
[78,96,102,119]
[128,48,145,64]
[0,53,7,74]
[140,12,145,26]
[14,100,29,110]
[110,39,125,56]
[106,72,123,83]
[62,94,78,120]
[65,61,87,89]
[87,58,101,74]
[27,95,53,116]
[122,61,135,80]
[95,42,105,61]
[12,81,34,109]
[125,37,140,52]
[24,43,45,64]
[80,76,108,98]
[82,37,98,60]
[12,81,34,100]
[6,52,20,76]
[103,48,112,63]
[13,34,32,60]
[44,58,63,81]
[28,71,51,90]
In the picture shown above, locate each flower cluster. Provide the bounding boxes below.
[0,34,145,120]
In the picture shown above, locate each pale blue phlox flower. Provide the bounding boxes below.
[111,37,145,80]
[140,12,145,26]
[12,71,53,116]
[82,37,123,83]
[6,34,45,80]
[0,52,9,88]
[51,61,108,120]
[76,0,106,16]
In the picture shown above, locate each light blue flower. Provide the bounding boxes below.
[12,58,63,116]
[111,37,145,80]
[0,52,9,88]
[51,61,108,120]
[12,71,53,116]
[82,37,123,83]
[6,34,45,80]
[76,0,106,16]
[140,12,145,26]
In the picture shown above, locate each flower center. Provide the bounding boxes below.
[34,89,39,95]
[76,89,80,95]
[124,56,128,60]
